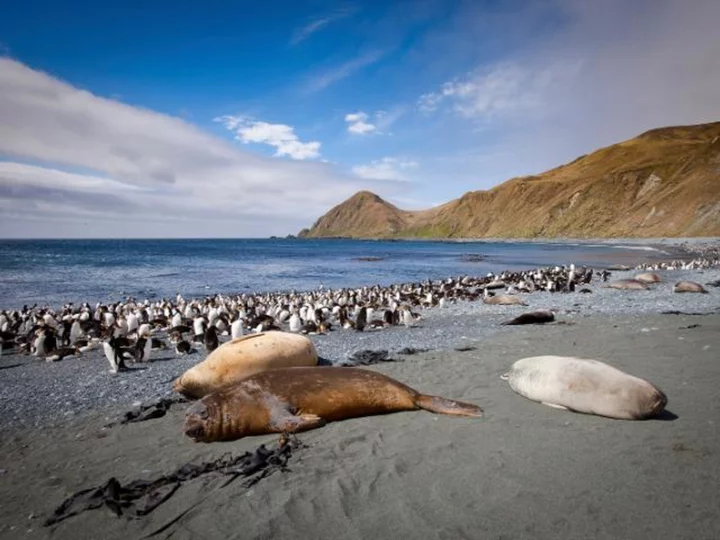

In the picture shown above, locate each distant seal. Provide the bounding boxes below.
[184,366,483,442]
[604,279,649,290]
[502,356,667,420]
[483,291,528,306]
[673,280,708,293]
[635,272,661,283]
[173,331,318,399]
[501,309,555,325]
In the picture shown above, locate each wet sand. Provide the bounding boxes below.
[2,312,719,540]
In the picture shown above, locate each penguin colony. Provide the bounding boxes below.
[0,254,717,370]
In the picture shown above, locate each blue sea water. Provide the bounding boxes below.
[0,239,672,309]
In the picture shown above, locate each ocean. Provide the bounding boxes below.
[0,238,672,309]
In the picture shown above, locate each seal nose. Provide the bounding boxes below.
[184,401,211,441]
[184,421,205,441]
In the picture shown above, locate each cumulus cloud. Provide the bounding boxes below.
[216,116,321,160]
[0,58,367,237]
[352,157,418,181]
[344,111,376,135]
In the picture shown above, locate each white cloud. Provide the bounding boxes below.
[352,157,418,181]
[344,111,376,135]
[216,116,321,160]
[290,6,356,45]
[305,50,385,93]
[0,58,368,237]
[417,61,581,119]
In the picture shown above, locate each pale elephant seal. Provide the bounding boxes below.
[502,356,667,420]
[483,294,528,306]
[184,367,483,442]
[173,331,318,399]
[604,279,649,290]
[501,310,555,325]
[635,272,661,283]
[673,280,708,293]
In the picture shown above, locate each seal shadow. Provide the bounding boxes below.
[653,409,679,421]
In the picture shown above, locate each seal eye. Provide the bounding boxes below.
[187,401,210,419]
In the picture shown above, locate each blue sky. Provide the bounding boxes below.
[1,0,719,237]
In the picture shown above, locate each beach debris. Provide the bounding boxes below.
[337,349,394,366]
[454,346,477,352]
[662,310,714,315]
[104,396,189,428]
[44,437,302,527]
[397,347,429,355]
[501,310,555,326]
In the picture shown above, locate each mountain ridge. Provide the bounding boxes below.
[299,121,720,239]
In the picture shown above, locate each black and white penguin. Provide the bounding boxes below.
[204,326,219,352]
[355,307,367,332]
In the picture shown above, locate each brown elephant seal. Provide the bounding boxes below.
[673,280,708,293]
[173,331,318,399]
[604,279,649,290]
[501,310,555,325]
[184,367,483,442]
[635,272,661,283]
[502,356,667,420]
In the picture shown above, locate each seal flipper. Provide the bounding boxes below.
[415,395,483,417]
[272,413,327,433]
[541,402,569,411]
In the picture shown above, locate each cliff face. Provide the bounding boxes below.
[299,122,720,239]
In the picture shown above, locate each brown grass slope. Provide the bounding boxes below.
[300,122,720,238]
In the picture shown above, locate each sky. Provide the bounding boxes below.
[1,0,719,238]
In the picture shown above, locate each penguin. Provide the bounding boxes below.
[192,317,206,343]
[45,347,82,362]
[69,320,83,344]
[133,337,153,363]
[231,317,245,339]
[102,339,127,373]
[288,313,302,333]
[204,326,219,352]
[355,307,367,332]
[175,339,193,356]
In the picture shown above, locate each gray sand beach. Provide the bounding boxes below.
[1,286,720,538]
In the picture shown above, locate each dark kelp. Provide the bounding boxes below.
[44,437,303,527]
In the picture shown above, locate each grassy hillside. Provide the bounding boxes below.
[299,122,720,239]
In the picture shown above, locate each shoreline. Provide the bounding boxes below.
[1,262,719,433]
[2,311,719,539]
[1,238,716,313]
